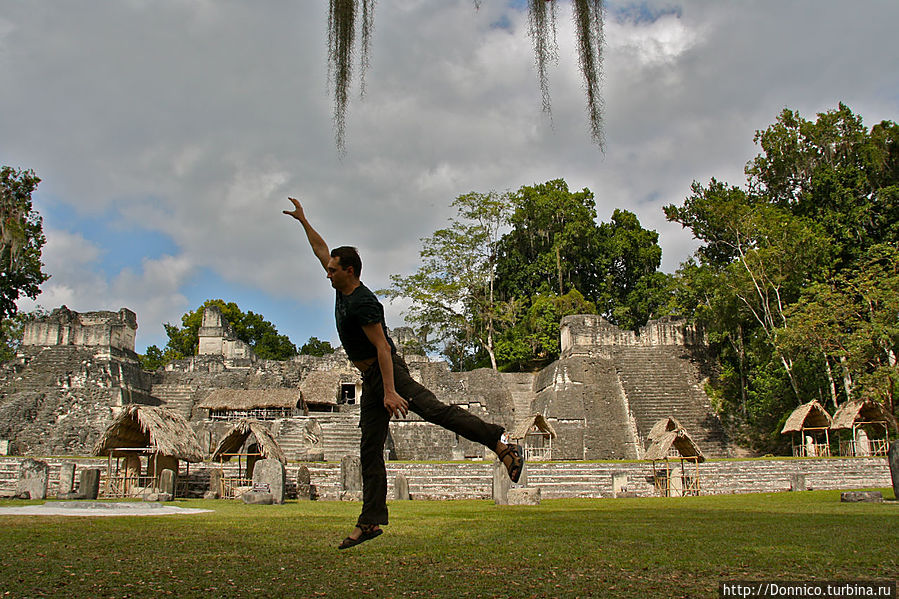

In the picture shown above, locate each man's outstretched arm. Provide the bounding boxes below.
[283,197,330,271]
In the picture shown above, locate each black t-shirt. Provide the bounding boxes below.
[335,284,396,361]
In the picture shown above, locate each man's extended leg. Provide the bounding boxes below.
[390,355,522,480]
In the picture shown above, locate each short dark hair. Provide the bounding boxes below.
[331,246,362,276]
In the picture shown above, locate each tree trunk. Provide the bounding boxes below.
[839,355,853,400]
[822,352,839,409]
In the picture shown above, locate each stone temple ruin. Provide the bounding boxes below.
[0,305,731,462]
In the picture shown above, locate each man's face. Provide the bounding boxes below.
[326,256,353,289]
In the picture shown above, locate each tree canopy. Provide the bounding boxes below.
[1,166,49,324]
[142,299,298,369]
[666,104,899,452]
[386,179,668,371]
[300,336,335,357]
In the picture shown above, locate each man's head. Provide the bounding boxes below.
[327,246,362,291]
[330,246,362,277]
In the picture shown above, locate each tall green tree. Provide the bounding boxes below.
[666,104,899,452]
[666,180,833,398]
[300,336,335,357]
[382,191,511,370]
[144,299,298,366]
[0,166,49,323]
[778,244,899,412]
[746,103,899,265]
[495,289,597,371]
[496,179,603,302]
[596,208,672,329]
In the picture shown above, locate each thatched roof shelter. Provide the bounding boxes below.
[301,371,342,406]
[510,413,557,440]
[648,417,684,442]
[644,429,705,462]
[210,419,286,464]
[93,404,204,462]
[781,400,832,434]
[196,389,301,411]
[830,399,897,431]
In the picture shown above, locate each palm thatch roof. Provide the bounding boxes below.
[301,371,342,405]
[510,413,557,440]
[209,419,286,464]
[644,429,705,462]
[196,389,301,410]
[648,417,684,441]
[93,404,204,462]
[830,399,898,431]
[781,400,832,434]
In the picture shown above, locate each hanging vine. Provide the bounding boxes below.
[527,0,559,116]
[325,0,605,152]
[571,0,605,148]
[328,0,375,155]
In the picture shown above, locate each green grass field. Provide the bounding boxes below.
[1,490,896,598]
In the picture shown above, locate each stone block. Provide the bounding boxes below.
[340,455,362,493]
[57,462,76,497]
[144,492,173,502]
[612,473,628,497]
[789,473,807,491]
[492,459,511,505]
[340,490,362,502]
[507,487,541,506]
[394,474,410,500]
[78,468,101,500]
[301,450,325,462]
[840,491,883,503]
[16,458,49,500]
[889,441,899,500]
[296,465,312,500]
[252,459,286,504]
[208,469,223,496]
[158,469,176,497]
[203,490,219,500]
[241,491,274,505]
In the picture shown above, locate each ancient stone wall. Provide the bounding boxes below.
[197,305,254,361]
[22,306,138,354]
[0,455,891,501]
[561,314,704,359]
[0,306,729,463]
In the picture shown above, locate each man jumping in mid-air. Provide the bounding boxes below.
[283,197,524,549]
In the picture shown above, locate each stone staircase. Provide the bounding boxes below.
[1,347,95,395]
[612,346,729,458]
[500,372,537,424]
[275,411,362,462]
[151,384,197,420]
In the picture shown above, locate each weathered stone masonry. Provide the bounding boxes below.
[0,306,729,463]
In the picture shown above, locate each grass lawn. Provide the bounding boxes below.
[1,489,896,598]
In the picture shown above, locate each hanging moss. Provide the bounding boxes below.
[572,0,605,148]
[527,0,559,116]
[325,0,605,152]
[328,0,375,155]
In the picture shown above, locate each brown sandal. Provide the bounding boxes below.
[498,443,524,483]
[338,524,383,550]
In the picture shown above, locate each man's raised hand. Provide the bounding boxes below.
[283,197,306,221]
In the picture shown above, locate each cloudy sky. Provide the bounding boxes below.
[2,1,897,353]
